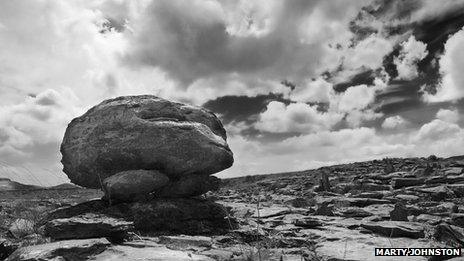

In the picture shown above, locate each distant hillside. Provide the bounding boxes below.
[0,178,43,191]
[221,155,464,187]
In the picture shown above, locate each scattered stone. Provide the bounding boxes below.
[315,202,335,216]
[200,249,234,261]
[293,218,322,228]
[285,197,312,208]
[6,238,111,261]
[394,194,419,202]
[336,197,391,207]
[413,214,442,225]
[383,158,395,174]
[316,171,331,192]
[351,191,385,199]
[433,223,464,248]
[338,208,372,218]
[390,202,408,221]
[416,185,454,201]
[0,239,17,260]
[392,178,425,189]
[451,213,464,227]
[360,221,424,238]
[448,184,464,197]
[426,202,458,215]
[444,167,463,175]
[8,219,34,239]
[370,171,409,182]
[425,176,448,185]
[355,182,391,191]
[158,235,213,249]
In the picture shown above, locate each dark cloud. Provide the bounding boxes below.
[333,70,375,92]
[124,0,358,86]
[203,93,290,124]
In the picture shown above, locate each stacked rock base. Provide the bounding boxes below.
[52,95,236,240]
[42,198,236,242]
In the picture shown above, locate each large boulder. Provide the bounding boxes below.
[102,170,169,202]
[61,95,233,188]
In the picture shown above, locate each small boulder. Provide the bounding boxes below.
[156,175,220,198]
[8,219,34,239]
[102,170,169,202]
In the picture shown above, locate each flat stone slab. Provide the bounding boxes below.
[360,221,425,239]
[44,213,133,241]
[6,238,214,261]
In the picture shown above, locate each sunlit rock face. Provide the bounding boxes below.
[60,95,233,197]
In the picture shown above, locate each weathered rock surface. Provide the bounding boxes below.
[6,238,214,261]
[392,177,425,189]
[390,202,409,221]
[433,223,464,248]
[61,95,233,188]
[102,170,169,202]
[6,155,464,260]
[8,219,34,239]
[44,213,133,242]
[360,221,424,238]
[157,175,220,198]
[131,198,233,234]
[42,198,234,236]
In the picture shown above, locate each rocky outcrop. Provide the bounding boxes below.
[29,95,237,255]
[42,198,235,237]
[6,238,214,261]
[61,95,233,190]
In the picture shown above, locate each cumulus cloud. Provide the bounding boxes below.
[221,117,464,177]
[436,108,460,123]
[124,0,367,89]
[255,101,343,133]
[414,119,461,142]
[382,115,408,129]
[336,84,378,111]
[289,78,333,103]
[423,27,464,102]
[394,36,428,80]
[343,34,394,71]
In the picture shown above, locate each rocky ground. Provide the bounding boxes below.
[2,155,464,260]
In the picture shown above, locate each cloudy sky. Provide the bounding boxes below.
[1,0,464,186]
